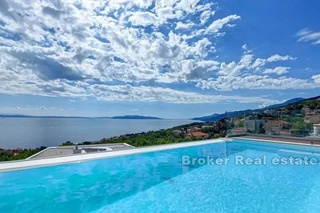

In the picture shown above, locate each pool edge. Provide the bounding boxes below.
[235,137,320,147]
[0,139,227,172]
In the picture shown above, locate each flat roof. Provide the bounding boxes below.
[26,143,135,160]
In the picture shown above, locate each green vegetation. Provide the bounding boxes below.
[286,99,320,110]
[291,122,313,131]
[95,129,190,147]
[282,115,304,123]
[0,147,46,162]
[61,141,74,146]
[235,121,245,128]
[77,120,227,147]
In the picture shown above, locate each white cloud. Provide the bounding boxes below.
[251,54,297,69]
[205,15,241,34]
[200,10,215,25]
[0,0,315,108]
[135,0,154,9]
[263,67,290,75]
[312,74,320,84]
[88,84,279,105]
[296,28,320,45]
[0,0,241,89]
[192,38,213,57]
[175,0,201,13]
[128,11,158,26]
[195,53,318,91]
[175,22,194,30]
[196,75,318,91]
[267,54,297,62]
[241,44,252,54]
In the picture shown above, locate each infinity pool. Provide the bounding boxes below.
[1,139,320,213]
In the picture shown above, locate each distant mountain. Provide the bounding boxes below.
[306,95,320,101]
[191,96,315,122]
[192,110,252,122]
[111,115,162,120]
[261,98,305,110]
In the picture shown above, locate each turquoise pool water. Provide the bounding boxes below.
[1,139,320,213]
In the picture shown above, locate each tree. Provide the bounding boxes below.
[213,134,220,138]
[61,141,73,146]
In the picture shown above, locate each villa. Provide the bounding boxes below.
[302,105,313,115]
[186,132,209,138]
[305,114,320,124]
[264,120,291,135]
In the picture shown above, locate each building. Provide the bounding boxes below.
[277,120,291,129]
[262,116,272,121]
[231,127,247,135]
[264,120,290,135]
[302,105,313,115]
[246,120,265,133]
[26,144,134,160]
[291,110,302,115]
[314,124,320,136]
[193,127,201,132]
[305,114,320,124]
[264,109,277,116]
[186,132,209,139]
[201,125,214,129]
[264,121,281,135]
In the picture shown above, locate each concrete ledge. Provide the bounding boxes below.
[233,136,320,148]
[229,133,320,144]
[0,139,226,172]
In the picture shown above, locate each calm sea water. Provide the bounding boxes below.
[0,118,194,149]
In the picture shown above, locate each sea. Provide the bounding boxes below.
[0,118,195,149]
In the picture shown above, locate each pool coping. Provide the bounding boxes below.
[235,137,320,147]
[0,139,226,172]
[3,137,320,173]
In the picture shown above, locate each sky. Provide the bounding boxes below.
[0,0,319,119]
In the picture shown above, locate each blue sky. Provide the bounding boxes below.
[0,0,319,119]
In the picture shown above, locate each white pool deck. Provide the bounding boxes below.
[1,137,320,173]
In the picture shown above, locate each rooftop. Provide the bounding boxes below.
[27,143,135,160]
[186,132,209,137]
